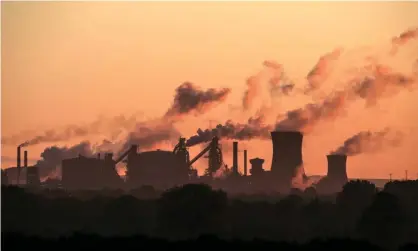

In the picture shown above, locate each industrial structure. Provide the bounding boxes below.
[4,147,41,187]
[315,154,348,194]
[4,130,351,193]
[1,169,8,185]
[270,131,307,191]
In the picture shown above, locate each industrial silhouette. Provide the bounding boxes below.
[2,130,356,195]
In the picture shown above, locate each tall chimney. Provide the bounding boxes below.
[17,146,21,184]
[17,146,21,169]
[270,131,304,188]
[232,142,238,175]
[244,150,248,176]
[326,154,348,185]
[24,150,28,168]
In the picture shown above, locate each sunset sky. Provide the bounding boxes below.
[2,1,418,180]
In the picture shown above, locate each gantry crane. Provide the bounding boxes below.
[187,136,224,177]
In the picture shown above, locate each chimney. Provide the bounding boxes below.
[250,158,265,176]
[131,145,138,153]
[270,131,304,187]
[244,150,248,176]
[17,146,21,184]
[17,146,21,169]
[105,153,114,162]
[326,154,348,185]
[232,141,238,175]
[24,150,28,168]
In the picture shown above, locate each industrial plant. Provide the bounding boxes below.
[3,131,350,194]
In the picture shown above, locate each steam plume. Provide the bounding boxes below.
[275,61,417,133]
[36,141,94,179]
[243,74,262,111]
[330,128,403,156]
[306,48,343,92]
[391,27,418,55]
[264,60,296,97]
[353,64,417,106]
[186,114,272,147]
[275,91,347,133]
[120,120,181,152]
[2,113,142,147]
[243,60,293,110]
[165,82,231,118]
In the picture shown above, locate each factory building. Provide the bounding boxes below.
[4,147,40,186]
[126,149,190,189]
[62,153,124,190]
[1,169,8,185]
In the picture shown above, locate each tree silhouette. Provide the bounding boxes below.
[336,180,378,236]
[157,184,228,239]
[358,192,409,249]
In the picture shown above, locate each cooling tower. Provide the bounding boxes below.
[270,131,304,187]
[326,154,348,184]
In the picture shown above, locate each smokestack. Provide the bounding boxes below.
[17,146,21,169]
[17,146,21,184]
[326,154,348,185]
[244,150,248,176]
[24,150,28,168]
[270,131,304,188]
[233,141,238,175]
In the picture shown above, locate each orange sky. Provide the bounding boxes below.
[2,1,418,180]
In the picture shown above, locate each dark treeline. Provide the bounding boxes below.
[2,180,418,250]
[6,233,418,251]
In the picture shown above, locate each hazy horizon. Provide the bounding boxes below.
[2,1,418,180]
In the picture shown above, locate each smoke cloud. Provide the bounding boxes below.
[353,64,417,106]
[35,141,94,179]
[391,27,418,55]
[306,48,344,92]
[275,91,347,133]
[186,114,272,147]
[243,74,262,111]
[165,82,231,118]
[275,57,417,134]
[120,120,181,153]
[2,113,143,147]
[330,128,404,156]
[243,60,294,110]
[291,164,314,191]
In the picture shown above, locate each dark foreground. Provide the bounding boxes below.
[3,233,418,251]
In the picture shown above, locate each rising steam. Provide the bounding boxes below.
[390,27,418,55]
[331,128,404,156]
[275,91,347,133]
[186,114,272,147]
[120,120,181,153]
[2,113,142,147]
[306,48,344,92]
[165,82,231,118]
[35,141,94,179]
